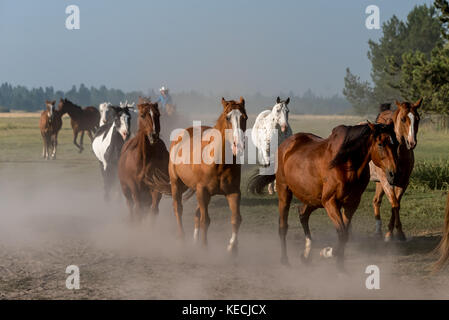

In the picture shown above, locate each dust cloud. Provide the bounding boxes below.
[0,162,449,299]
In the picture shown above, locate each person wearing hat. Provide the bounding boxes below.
[156,86,174,114]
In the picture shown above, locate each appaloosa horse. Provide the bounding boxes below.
[169,97,247,255]
[39,100,62,160]
[371,99,422,241]
[58,98,100,153]
[118,98,171,221]
[249,122,399,269]
[251,96,292,194]
[93,106,131,201]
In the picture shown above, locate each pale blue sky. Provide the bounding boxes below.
[0,0,434,96]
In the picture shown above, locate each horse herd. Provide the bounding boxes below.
[38,96,449,271]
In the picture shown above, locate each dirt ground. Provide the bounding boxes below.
[1,161,449,300]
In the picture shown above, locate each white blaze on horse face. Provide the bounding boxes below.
[119,113,130,140]
[407,112,416,148]
[227,109,244,156]
[47,103,54,119]
[99,102,111,126]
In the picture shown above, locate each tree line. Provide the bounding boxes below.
[0,82,351,115]
[344,1,449,115]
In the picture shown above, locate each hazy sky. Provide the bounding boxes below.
[0,0,434,96]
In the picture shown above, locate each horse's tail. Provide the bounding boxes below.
[143,167,172,195]
[247,168,275,195]
[433,193,449,272]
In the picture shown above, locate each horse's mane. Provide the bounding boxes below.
[329,124,373,168]
[94,122,113,139]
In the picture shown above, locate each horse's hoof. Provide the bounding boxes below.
[300,254,311,265]
[280,256,290,266]
[320,247,333,258]
[227,244,238,257]
[395,232,407,242]
[384,232,393,242]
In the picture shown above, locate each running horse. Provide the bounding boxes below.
[248,122,399,269]
[39,100,62,160]
[118,98,171,221]
[57,98,100,153]
[169,97,247,255]
[371,99,422,241]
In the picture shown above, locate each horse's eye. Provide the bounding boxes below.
[401,117,406,123]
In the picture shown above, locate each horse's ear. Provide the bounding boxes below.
[413,97,423,109]
[276,96,281,104]
[395,100,403,108]
[239,96,245,106]
[285,97,290,105]
[221,97,227,108]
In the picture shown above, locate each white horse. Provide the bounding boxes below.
[251,97,292,194]
[92,106,131,201]
[99,101,138,136]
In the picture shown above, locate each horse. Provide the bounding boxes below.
[248,122,399,269]
[118,98,171,221]
[168,97,247,254]
[251,96,292,194]
[370,99,422,241]
[433,192,449,272]
[39,100,62,160]
[92,106,131,201]
[99,101,138,136]
[57,98,100,153]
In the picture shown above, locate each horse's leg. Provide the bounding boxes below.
[79,131,85,153]
[298,204,316,263]
[51,133,58,160]
[393,186,406,241]
[193,205,201,244]
[73,129,81,152]
[323,198,347,270]
[41,134,47,159]
[171,179,185,239]
[150,190,162,216]
[372,182,385,237]
[226,192,241,255]
[278,183,292,265]
[45,135,51,160]
[197,187,211,248]
[87,130,94,142]
[382,182,400,242]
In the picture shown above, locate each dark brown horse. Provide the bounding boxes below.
[169,97,247,254]
[433,192,449,271]
[371,99,422,241]
[57,98,100,153]
[39,100,62,160]
[118,98,171,221]
[249,123,399,269]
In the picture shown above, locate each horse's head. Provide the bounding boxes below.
[110,106,131,141]
[393,98,422,150]
[368,122,399,185]
[272,96,290,132]
[137,97,160,145]
[45,100,56,120]
[99,102,112,126]
[57,98,72,114]
[221,97,248,156]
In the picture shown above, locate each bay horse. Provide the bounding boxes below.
[251,96,292,194]
[169,97,247,255]
[433,192,449,271]
[370,99,422,241]
[248,122,399,269]
[92,106,131,201]
[57,98,100,153]
[118,98,171,221]
[39,100,62,160]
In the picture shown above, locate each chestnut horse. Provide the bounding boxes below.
[249,123,399,269]
[371,99,422,241]
[58,98,100,153]
[39,100,62,160]
[169,97,247,254]
[433,192,449,271]
[118,98,171,221]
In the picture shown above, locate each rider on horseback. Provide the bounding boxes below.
[156,86,174,115]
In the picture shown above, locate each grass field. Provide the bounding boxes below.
[0,112,449,299]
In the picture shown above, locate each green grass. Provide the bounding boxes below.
[0,114,448,239]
